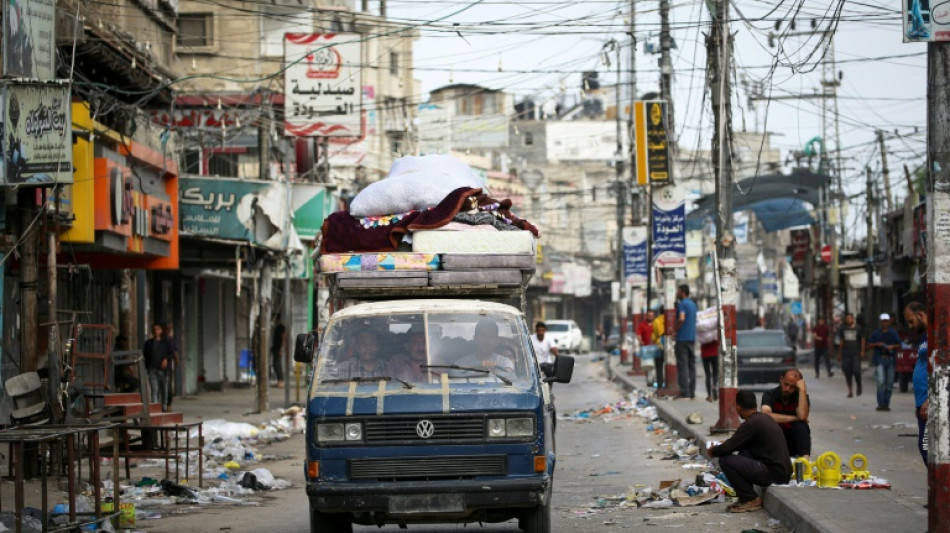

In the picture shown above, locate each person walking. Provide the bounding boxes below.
[904,301,929,464]
[785,317,800,351]
[700,340,719,402]
[674,285,698,399]
[530,321,559,378]
[868,313,901,411]
[163,323,179,410]
[836,312,866,398]
[708,390,792,512]
[812,317,833,378]
[271,314,287,388]
[143,323,174,411]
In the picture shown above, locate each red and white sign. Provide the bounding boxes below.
[820,244,832,263]
[284,33,362,137]
[790,229,811,268]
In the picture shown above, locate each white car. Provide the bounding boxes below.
[544,320,584,354]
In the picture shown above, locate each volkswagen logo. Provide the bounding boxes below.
[415,419,435,439]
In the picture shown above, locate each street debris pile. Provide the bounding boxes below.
[3,408,305,532]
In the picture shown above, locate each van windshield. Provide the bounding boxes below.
[314,311,534,390]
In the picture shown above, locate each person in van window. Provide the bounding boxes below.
[338,330,392,380]
[389,325,430,382]
[456,320,515,373]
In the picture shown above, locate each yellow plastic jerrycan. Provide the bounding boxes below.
[792,457,814,482]
[847,453,871,481]
[816,451,842,488]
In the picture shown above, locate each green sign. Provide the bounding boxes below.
[292,183,336,240]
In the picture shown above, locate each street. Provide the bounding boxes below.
[148,354,785,532]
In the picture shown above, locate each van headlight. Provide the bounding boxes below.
[316,422,364,443]
[506,418,535,437]
[317,423,345,442]
[487,417,535,438]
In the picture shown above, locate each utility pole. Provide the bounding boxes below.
[925,39,950,533]
[865,167,876,321]
[708,0,739,432]
[652,0,682,395]
[626,0,646,377]
[877,130,894,212]
[611,39,629,366]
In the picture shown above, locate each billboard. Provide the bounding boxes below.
[903,0,950,42]
[180,176,288,249]
[284,33,362,137]
[622,226,648,287]
[1,83,72,185]
[652,184,686,268]
[2,0,56,79]
[634,100,671,184]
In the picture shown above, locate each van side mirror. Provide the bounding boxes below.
[294,333,314,363]
[545,355,574,384]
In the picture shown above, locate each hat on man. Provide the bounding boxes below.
[879,313,891,321]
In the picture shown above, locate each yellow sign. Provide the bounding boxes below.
[634,100,671,184]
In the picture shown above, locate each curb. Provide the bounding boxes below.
[605,358,827,533]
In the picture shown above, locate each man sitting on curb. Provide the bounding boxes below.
[708,390,792,513]
[761,368,811,459]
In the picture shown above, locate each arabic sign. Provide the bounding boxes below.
[761,271,779,304]
[903,0,950,41]
[179,176,292,249]
[622,226,648,287]
[284,33,362,137]
[151,108,257,130]
[652,184,686,268]
[1,83,72,185]
[2,0,56,79]
[634,100,671,185]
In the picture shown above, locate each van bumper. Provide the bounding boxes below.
[306,477,549,515]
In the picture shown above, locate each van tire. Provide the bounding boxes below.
[310,508,352,533]
[519,485,552,533]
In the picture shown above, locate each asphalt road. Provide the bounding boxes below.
[149,354,785,532]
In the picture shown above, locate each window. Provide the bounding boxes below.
[208,152,238,177]
[389,51,399,76]
[177,13,213,47]
[182,150,201,175]
[524,132,534,146]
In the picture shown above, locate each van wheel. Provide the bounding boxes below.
[310,508,352,533]
[519,485,552,533]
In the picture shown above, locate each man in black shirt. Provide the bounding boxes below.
[271,314,287,388]
[709,390,791,512]
[761,368,811,459]
[143,323,173,410]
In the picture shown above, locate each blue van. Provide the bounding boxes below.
[294,299,574,532]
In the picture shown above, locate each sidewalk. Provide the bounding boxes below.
[607,356,927,533]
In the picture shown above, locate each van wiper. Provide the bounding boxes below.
[420,365,512,385]
[322,376,413,389]
[420,364,489,374]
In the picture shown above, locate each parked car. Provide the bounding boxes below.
[737,329,796,385]
[545,319,584,354]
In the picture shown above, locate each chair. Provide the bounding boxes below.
[5,372,52,426]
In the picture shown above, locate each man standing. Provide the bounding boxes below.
[785,317,800,350]
[904,301,929,464]
[651,308,666,388]
[868,313,902,411]
[708,390,792,513]
[143,323,173,410]
[530,321,559,377]
[836,312,865,398]
[761,369,811,458]
[636,311,654,351]
[812,317,833,378]
[675,285,697,399]
[271,314,286,388]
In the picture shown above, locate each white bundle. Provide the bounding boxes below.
[349,154,484,217]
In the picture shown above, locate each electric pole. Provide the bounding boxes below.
[627,0,646,377]
[925,40,950,532]
[877,130,894,212]
[708,0,739,432]
[865,167,876,320]
[611,39,629,365]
